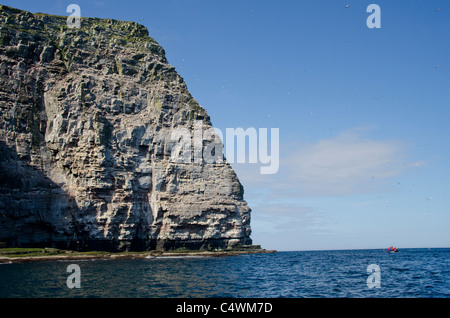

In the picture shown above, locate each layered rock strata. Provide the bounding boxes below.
[0,5,252,251]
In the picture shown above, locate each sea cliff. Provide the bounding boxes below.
[0,5,253,252]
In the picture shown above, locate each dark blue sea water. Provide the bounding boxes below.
[1,248,450,298]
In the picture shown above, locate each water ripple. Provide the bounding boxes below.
[1,249,450,297]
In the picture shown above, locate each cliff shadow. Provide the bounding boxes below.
[0,140,134,251]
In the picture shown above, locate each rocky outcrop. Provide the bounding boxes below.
[0,5,252,251]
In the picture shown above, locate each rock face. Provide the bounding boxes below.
[0,5,252,251]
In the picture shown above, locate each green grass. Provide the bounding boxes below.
[0,248,44,254]
[0,248,150,259]
[0,247,62,257]
[0,246,266,259]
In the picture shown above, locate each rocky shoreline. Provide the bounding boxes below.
[0,247,276,264]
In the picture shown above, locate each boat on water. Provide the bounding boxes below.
[387,246,398,253]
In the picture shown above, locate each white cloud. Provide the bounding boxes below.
[234,127,425,197]
[251,203,324,229]
[249,202,333,249]
[284,131,406,195]
[234,127,426,250]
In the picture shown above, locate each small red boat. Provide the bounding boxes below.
[387,246,398,253]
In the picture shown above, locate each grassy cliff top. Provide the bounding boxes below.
[0,4,164,56]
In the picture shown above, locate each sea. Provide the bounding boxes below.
[1,248,450,298]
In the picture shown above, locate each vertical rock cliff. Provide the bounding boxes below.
[0,5,252,251]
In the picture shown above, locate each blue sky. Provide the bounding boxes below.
[5,0,450,251]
